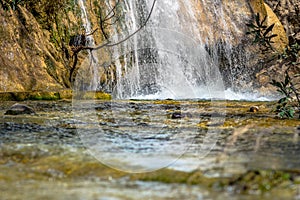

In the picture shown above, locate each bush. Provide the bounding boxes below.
[246,13,300,119]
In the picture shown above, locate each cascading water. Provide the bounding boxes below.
[76,0,268,100]
[77,0,99,90]
[98,0,259,100]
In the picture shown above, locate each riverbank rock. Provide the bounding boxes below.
[4,103,36,115]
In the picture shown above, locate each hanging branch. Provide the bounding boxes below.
[85,0,157,50]
[92,0,122,40]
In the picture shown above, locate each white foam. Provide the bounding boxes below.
[131,88,277,101]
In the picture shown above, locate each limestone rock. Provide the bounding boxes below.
[249,0,288,52]
[264,3,288,51]
[0,6,66,92]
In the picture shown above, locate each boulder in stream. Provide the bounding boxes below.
[4,103,36,115]
[249,106,259,113]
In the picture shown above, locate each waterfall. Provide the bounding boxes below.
[78,0,94,45]
[76,0,264,100]
[103,0,227,99]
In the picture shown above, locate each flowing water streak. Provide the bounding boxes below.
[106,0,142,98]
[78,0,99,90]
[107,0,227,99]
[182,0,247,92]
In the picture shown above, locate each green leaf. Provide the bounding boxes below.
[255,13,261,26]
[288,109,295,118]
[279,111,285,118]
[267,34,278,39]
[271,80,284,90]
[260,15,267,26]
[264,24,275,36]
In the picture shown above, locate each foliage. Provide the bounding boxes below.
[271,40,300,119]
[246,13,300,119]
[270,70,300,119]
[280,41,300,64]
[246,13,278,52]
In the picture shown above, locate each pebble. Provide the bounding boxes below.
[249,106,259,113]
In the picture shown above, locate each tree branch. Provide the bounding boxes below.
[70,0,157,85]
[83,0,157,51]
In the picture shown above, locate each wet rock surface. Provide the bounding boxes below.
[171,112,192,119]
[249,106,259,112]
[4,103,36,115]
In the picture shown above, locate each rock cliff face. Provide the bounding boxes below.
[265,0,300,41]
[0,0,102,92]
[0,0,295,93]
[0,6,65,91]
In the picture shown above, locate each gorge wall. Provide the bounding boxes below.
[0,0,296,95]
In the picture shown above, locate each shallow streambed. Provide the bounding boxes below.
[0,100,300,199]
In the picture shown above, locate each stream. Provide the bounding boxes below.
[1,100,300,199]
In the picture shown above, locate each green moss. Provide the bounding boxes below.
[94,91,112,100]
[228,170,295,194]
[28,92,60,100]
[131,169,191,184]
[0,91,72,101]
[74,91,112,100]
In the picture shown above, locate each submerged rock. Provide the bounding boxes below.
[171,112,192,119]
[4,104,36,115]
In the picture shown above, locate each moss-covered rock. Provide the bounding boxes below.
[73,91,111,100]
[0,90,73,101]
